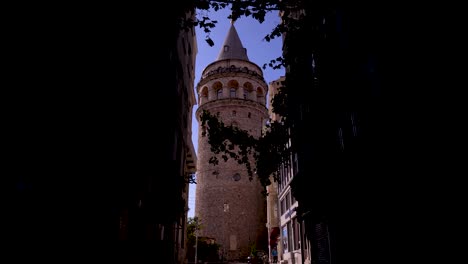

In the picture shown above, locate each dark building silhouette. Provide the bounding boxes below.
[10,3,198,264]
[278,2,456,264]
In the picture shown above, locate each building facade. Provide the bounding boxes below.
[195,22,268,262]
[266,77,283,264]
[268,76,306,264]
[174,10,198,264]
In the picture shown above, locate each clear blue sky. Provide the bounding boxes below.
[188,7,285,218]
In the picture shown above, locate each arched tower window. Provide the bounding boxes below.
[200,86,208,103]
[232,173,241,181]
[257,87,265,104]
[256,87,264,98]
[243,82,253,100]
[228,80,239,98]
[213,82,223,100]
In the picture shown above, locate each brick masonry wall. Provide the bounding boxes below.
[195,76,269,260]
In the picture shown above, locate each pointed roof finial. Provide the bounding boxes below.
[216,23,249,61]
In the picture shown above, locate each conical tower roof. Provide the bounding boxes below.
[216,23,249,61]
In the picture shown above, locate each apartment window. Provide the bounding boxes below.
[280,198,285,216]
[293,217,300,250]
[283,163,288,184]
[286,191,291,209]
[287,223,292,252]
[282,225,289,253]
[280,165,285,187]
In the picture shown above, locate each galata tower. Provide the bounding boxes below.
[195,22,268,261]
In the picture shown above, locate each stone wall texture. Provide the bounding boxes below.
[195,60,269,261]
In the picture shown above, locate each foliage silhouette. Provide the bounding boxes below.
[186,217,221,262]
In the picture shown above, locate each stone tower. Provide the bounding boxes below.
[195,23,268,261]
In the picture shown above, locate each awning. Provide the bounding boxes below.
[269,227,280,247]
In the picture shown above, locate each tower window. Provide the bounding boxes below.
[217,89,223,99]
[248,112,251,118]
[224,45,229,52]
[232,173,241,181]
[232,110,236,116]
[230,88,236,98]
